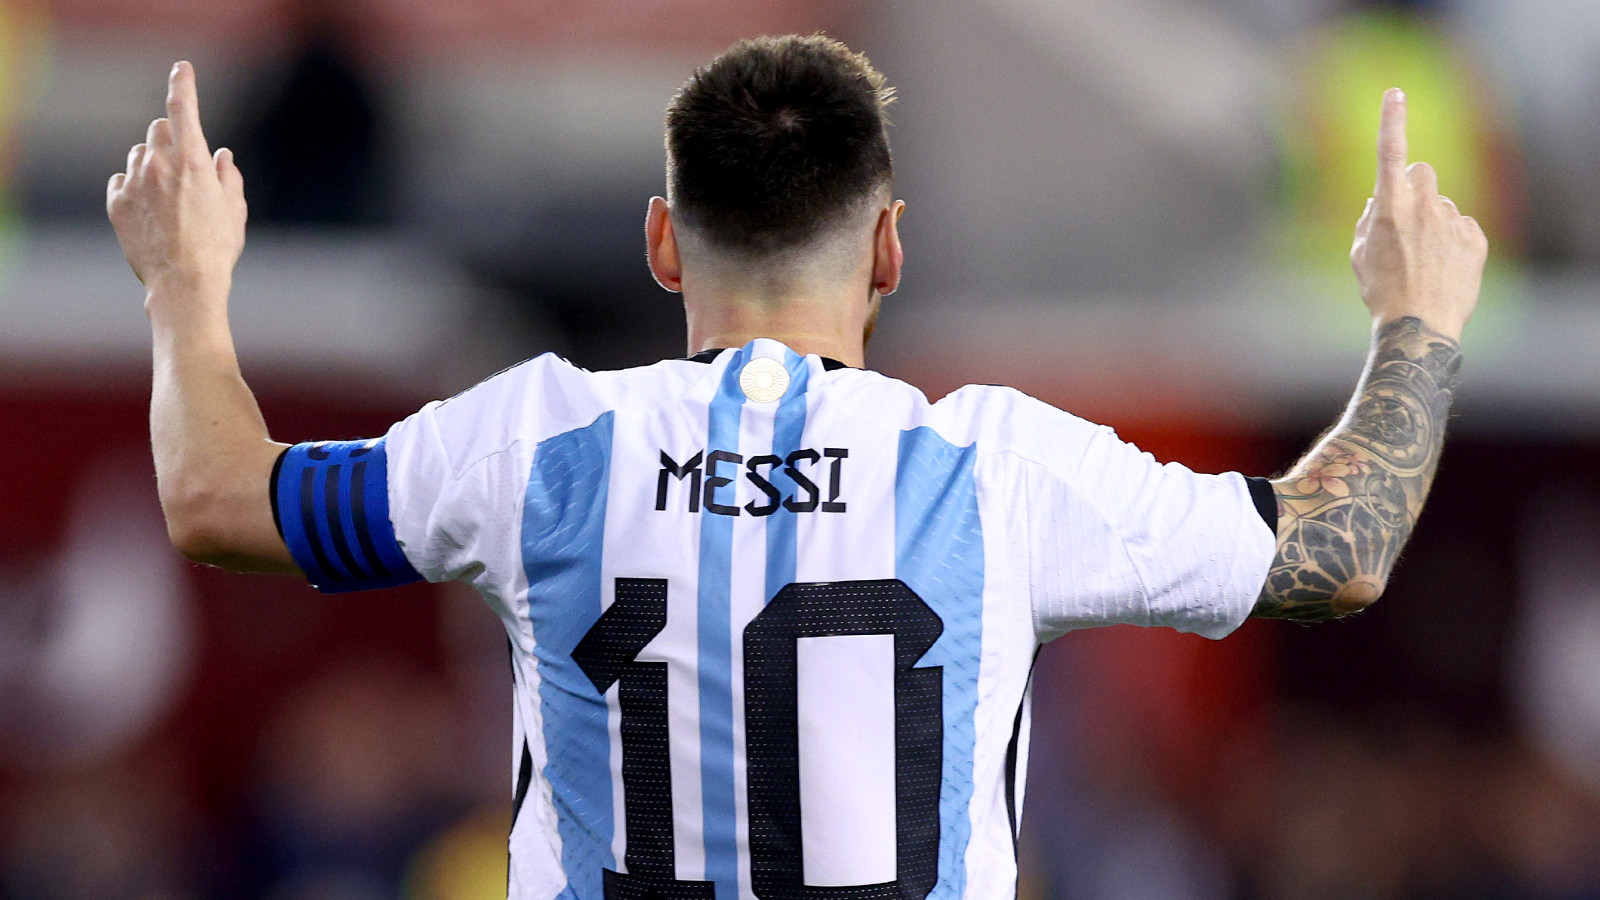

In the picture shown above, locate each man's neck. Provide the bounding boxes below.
[684,283,871,369]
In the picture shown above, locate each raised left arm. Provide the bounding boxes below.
[1251,89,1481,621]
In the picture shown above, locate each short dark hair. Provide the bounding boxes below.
[665,34,895,257]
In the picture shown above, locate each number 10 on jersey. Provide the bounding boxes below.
[573,578,946,899]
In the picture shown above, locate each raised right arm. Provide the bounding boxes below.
[108,62,297,574]
[1251,89,1486,621]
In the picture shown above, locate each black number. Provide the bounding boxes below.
[574,578,945,900]
[744,579,944,900]
[572,578,715,899]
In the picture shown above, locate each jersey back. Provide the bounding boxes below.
[272,338,1275,900]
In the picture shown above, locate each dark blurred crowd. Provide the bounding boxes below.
[1026,654,1600,900]
[2,656,507,900]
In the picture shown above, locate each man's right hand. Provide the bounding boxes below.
[116,62,297,575]
[1350,88,1487,343]
[107,61,246,306]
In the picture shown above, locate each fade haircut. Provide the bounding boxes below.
[665,35,895,259]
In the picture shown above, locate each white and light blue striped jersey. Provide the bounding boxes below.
[271,337,1277,900]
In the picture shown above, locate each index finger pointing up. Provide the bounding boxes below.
[1375,88,1407,202]
[166,61,210,157]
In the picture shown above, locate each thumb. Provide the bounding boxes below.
[1353,197,1374,240]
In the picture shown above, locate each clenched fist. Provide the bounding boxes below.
[1350,89,1487,342]
[107,61,246,306]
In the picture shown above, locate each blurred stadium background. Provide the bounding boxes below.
[3,0,1600,897]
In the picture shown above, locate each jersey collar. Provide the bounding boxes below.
[686,348,852,371]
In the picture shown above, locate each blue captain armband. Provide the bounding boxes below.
[270,438,424,593]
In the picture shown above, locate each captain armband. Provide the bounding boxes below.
[270,438,424,593]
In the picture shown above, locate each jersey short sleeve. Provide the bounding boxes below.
[271,416,496,593]
[974,391,1276,641]
[271,354,602,604]
[382,353,605,599]
[379,395,516,588]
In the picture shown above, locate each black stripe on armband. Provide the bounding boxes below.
[273,438,424,593]
[1245,476,1279,534]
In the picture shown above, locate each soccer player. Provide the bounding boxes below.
[107,36,1483,900]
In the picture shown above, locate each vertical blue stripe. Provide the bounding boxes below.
[764,349,811,603]
[895,427,984,900]
[522,412,616,900]
[699,348,747,895]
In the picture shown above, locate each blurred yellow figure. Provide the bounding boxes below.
[406,807,511,900]
[1279,6,1520,263]
[0,0,45,232]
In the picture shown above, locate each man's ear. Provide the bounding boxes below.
[646,196,683,292]
[871,199,905,296]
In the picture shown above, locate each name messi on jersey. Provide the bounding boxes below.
[655,448,848,516]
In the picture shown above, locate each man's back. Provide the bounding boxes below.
[108,38,1483,900]
[275,337,1273,898]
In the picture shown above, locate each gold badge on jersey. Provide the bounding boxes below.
[739,357,790,403]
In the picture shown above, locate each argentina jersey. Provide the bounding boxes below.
[271,337,1277,900]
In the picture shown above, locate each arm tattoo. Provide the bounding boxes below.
[1252,316,1462,621]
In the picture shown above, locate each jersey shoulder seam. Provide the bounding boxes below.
[411,398,528,483]
[416,353,614,480]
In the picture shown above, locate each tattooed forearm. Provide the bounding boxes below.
[1252,317,1462,621]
